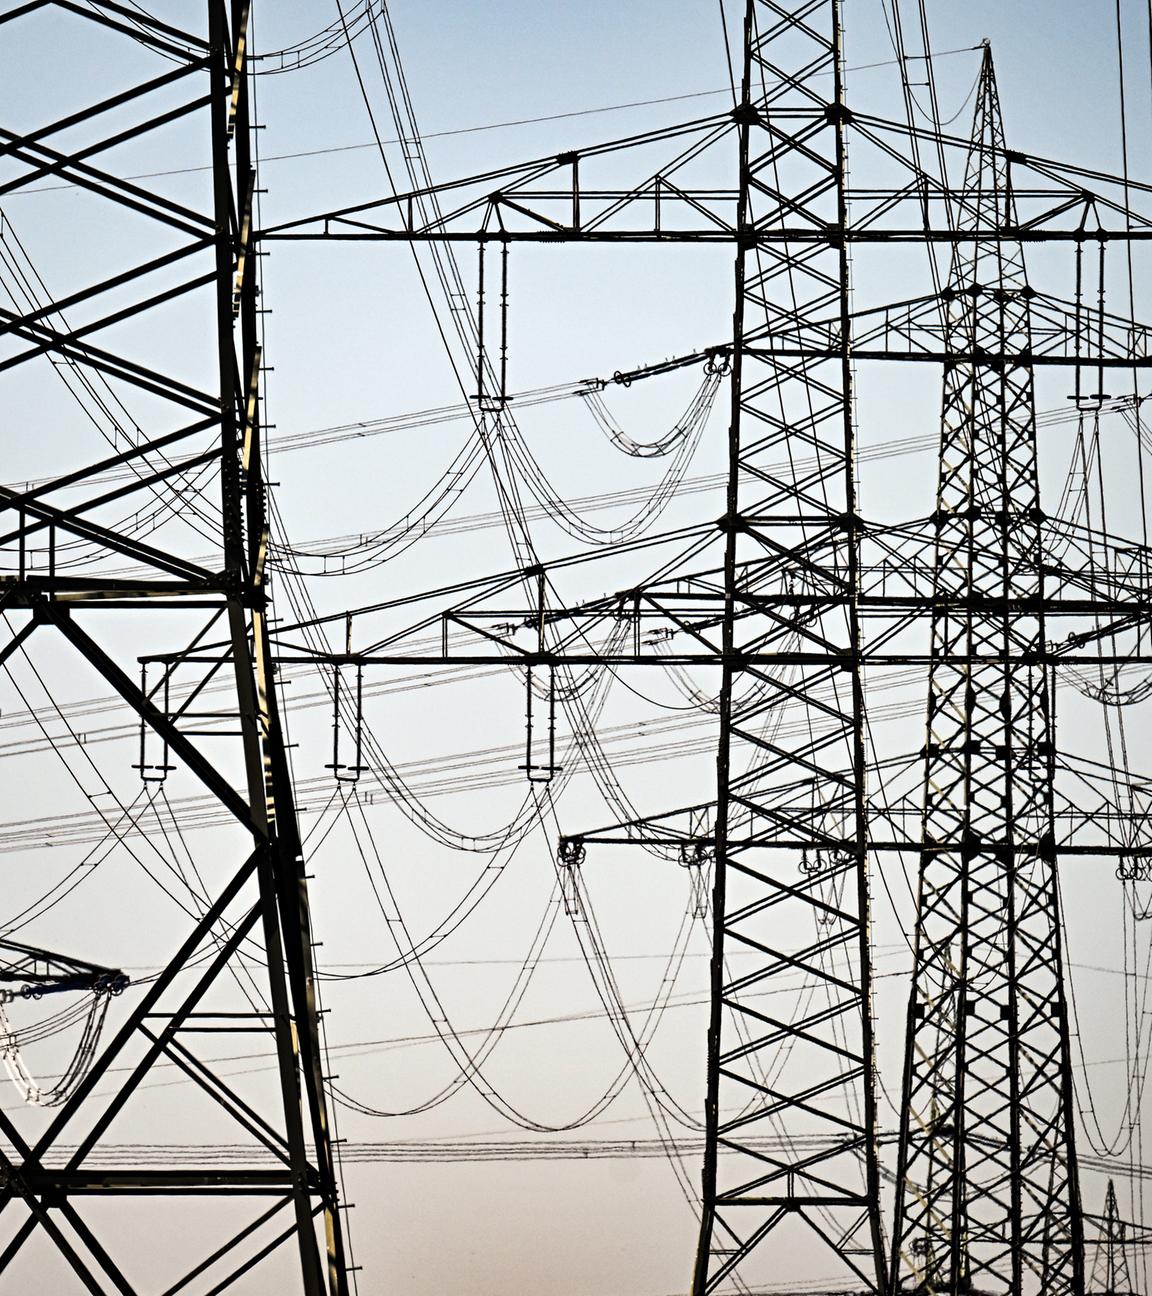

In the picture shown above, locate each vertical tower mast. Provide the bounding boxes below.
[0,3,348,1290]
[212,2,350,1288]
[1089,1182,1134,1295]
[693,1,885,1290]
[890,48,1083,1296]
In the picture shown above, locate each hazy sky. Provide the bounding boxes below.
[2,3,1152,1294]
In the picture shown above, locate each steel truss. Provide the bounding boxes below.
[889,50,1082,1296]
[253,2,1152,1294]
[1088,1181,1137,1295]
[0,3,347,1293]
[686,3,884,1288]
[275,0,888,1289]
[8,0,1147,1292]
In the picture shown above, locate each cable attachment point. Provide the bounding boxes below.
[520,664,559,783]
[133,661,174,784]
[703,349,731,378]
[475,238,512,410]
[1116,854,1150,882]
[558,838,585,919]
[678,840,713,918]
[325,663,367,783]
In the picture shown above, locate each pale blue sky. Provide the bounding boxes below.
[1,4,1150,1294]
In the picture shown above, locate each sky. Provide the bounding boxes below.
[2,2,1152,1294]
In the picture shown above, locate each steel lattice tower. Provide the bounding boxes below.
[0,3,348,1291]
[266,1,890,1287]
[242,0,1152,1282]
[1089,1182,1136,1296]
[691,1,885,1290]
[890,50,1083,1296]
[260,0,1152,1285]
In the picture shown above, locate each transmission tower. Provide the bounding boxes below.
[0,3,347,1292]
[683,2,886,1287]
[1089,1181,1137,1296]
[888,49,1083,1296]
[272,1,887,1287]
[260,0,1152,1290]
[246,12,1152,1296]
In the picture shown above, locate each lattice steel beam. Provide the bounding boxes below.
[889,48,1083,1296]
[685,2,886,1292]
[0,3,349,1292]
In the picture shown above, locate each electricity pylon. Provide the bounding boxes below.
[1089,1181,1136,1295]
[889,48,1083,1296]
[0,3,347,1291]
[272,2,889,1289]
[684,2,886,1288]
[222,2,1152,1294]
